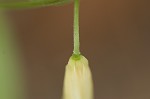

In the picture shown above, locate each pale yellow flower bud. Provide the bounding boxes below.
[63,55,94,99]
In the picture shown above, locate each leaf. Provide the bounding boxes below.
[0,0,72,8]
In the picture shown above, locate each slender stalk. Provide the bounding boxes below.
[73,0,80,55]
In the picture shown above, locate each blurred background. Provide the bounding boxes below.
[5,0,150,99]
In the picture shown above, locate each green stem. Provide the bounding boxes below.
[0,10,25,99]
[73,0,80,55]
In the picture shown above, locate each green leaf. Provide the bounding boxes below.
[0,0,72,8]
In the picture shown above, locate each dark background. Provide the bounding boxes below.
[8,0,150,99]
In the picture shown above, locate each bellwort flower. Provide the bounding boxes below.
[63,55,94,99]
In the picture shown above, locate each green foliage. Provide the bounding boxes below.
[0,11,25,99]
[0,0,72,8]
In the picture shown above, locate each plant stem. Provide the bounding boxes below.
[0,10,25,99]
[73,0,80,55]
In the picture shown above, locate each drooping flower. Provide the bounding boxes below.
[63,55,94,99]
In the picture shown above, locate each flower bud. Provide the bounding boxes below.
[63,55,94,99]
